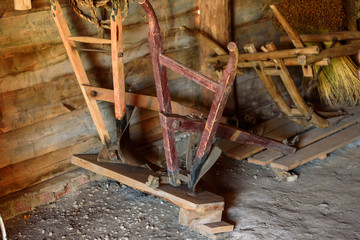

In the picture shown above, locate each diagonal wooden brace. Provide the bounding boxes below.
[160,113,296,155]
[139,0,294,189]
[50,0,115,160]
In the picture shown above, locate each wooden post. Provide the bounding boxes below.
[14,0,31,10]
[199,0,231,108]
[50,0,111,146]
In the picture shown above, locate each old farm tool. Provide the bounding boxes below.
[51,0,152,166]
[108,0,148,166]
[139,0,296,190]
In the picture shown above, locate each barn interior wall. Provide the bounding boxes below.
[0,0,300,197]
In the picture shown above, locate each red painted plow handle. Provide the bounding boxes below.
[140,0,239,188]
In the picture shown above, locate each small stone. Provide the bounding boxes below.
[42,229,46,234]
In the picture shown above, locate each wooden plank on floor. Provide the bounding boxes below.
[270,123,360,171]
[71,154,224,212]
[225,118,309,160]
[249,113,360,166]
[197,221,234,234]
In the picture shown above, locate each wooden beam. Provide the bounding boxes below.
[50,0,111,145]
[159,53,219,93]
[305,42,360,64]
[209,46,320,62]
[249,113,360,166]
[82,85,230,123]
[71,154,224,212]
[271,124,360,171]
[14,0,31,10]
[67,36,112,44]
[280,31,360,43]
[270,4,313,77]
[197,222,234,235]
[199,0,231,108]
[111,0,126,121]
[207,56,330,68]
[265,42,329,128]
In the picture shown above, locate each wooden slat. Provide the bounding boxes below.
[51,0,110,145]
[68,36,111,44]
[179,208,222,229]
[249,113,360,166]
[280,31,360,43]
[0,135,103,198]
[0,103,115,169]
[197,221,234,234]
[82,86,210,120]
[225,118,310,160]
[71,154,224,212]
[271,124,360,171]
[0,76,84,133]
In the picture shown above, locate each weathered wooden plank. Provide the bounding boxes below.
[72,154,224,212]
[197,221,234,235]
[0,3,197,59]
[249,113,360,166]
[0,48,201,133]
[225,118,310,161]
[0,136,101,198]
[0,102,115,168]
[179,208,222,229]
[271,124,360,171]
[233,0,269,27]
[0,44,68,79]
[0,76,84,133]
[14,0,31,10]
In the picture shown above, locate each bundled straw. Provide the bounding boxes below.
[312,43,360,107]
[273,0,360,107]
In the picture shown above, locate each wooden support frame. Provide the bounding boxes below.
[50,0,111,147]
[270,4,313,77]
[72,154,234,238]
[280,31,360,43]
[264,42,329,129]
[139,0,294,190]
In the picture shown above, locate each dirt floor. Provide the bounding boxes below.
[4,141,360,240]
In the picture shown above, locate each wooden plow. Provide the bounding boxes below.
[138,0,295,190]
[51,0,295,191]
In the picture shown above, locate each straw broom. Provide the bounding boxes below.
[273,0,360,107]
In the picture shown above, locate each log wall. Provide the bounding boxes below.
[0,0,290,197]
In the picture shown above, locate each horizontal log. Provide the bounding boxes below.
[68,36,111,44]
[161,113,296,155]
[0,102,115,169]
[0,76,84,133]
[207,56,330,68]
[0,46,201,132]
[206,46,319,64]
[159,53,218,92]
[0,135,101,198]
[305,42,360,64]
[14,0,31,10]
[82,85,232,124]
[280,31,360,43]
[0,4,197,59]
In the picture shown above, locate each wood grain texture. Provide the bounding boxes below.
[179,208,222,229]
[72,154,224,212]
[0,103,115,169]
[199,0,231,109]
[0,136,102,198]
[271,124,360,170]
[249,112,360,166]
[225,118,310,160]
[197,221,234,234]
